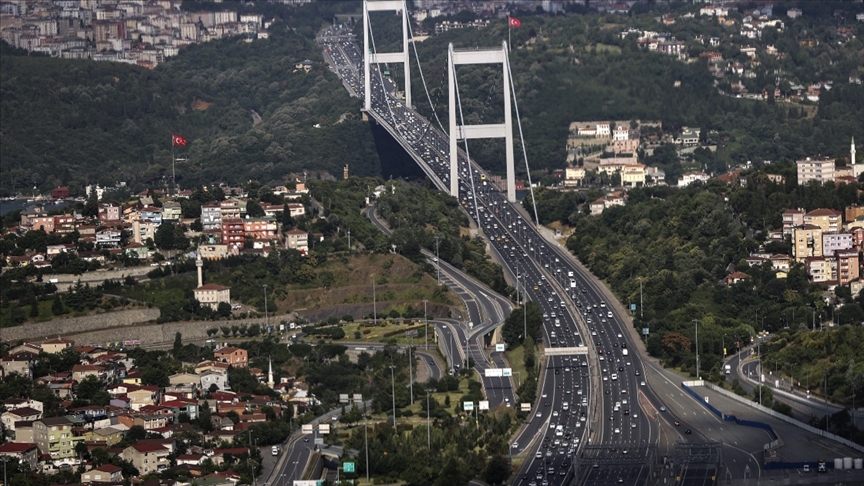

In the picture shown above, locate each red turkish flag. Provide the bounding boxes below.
[509,17,521,28]
[172,134,187,147]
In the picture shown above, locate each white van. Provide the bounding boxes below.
[271,446,280,456]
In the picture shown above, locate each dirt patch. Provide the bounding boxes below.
[272,254,463,320]
[191,99,211,111]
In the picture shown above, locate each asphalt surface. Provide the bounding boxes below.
[317,22,864,486]
[319,23,656,485]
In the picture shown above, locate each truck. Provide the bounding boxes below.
[622,348,629,356]
[724,364,731,375]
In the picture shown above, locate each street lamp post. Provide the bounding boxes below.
[722,333,727,358]
[693,319,700,379]
[423,299,429,351]
[639,277,643,319]
[372,275,377,325]
[409,336,414,405]
[434,235,441,285]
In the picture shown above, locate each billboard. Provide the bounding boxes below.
[502,368,512,377]
[495,344,505,352]
[339,394,350,403]
[319,424,330,434]
[520,403,531,412]
[292,481,323,486]
[123,339,141,347]
[463,401,474,411]
[484,368,503,377]
[301,424,314,434]
[478,401,489,410]
[353,393,363,403]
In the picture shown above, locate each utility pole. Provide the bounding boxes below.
[426,388,433,451]
[364,398,369,484]
[693,318,700,379]
[423,299,429,351]
[372,274,377,325]
[639,277,643,319]
[263,284,268,331]
[409,335,414,405]
[389,364,397,426]
[347,228,351,251]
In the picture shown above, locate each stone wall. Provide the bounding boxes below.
[2,308,161,342]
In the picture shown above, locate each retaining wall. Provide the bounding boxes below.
[681,381,778,441]
[2,308,160,342]
[703,382,864,454]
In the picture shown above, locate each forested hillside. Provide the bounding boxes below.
[558,177,864,384]
[369,9,864,176]
[0,1,377,196]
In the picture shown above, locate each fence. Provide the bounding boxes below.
[680,381,778,441]
[702,381,864,454]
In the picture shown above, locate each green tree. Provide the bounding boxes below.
[51,293,66,315]
[154,222,175,250]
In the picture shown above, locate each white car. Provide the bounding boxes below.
[614,428,620,434]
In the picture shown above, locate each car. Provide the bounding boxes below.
[512,441,519,448]
[674,421,680,426]
[614,428,620,434]
[536,411,542,417]
[545,402,551,407]
[685,429,692,434]
[535,451,543,459]
[641,380,646,386]
[660,406,667,412]
[553,411,559,417]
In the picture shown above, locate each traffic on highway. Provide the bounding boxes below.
[319,22,655,485]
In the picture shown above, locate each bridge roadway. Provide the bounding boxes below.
[318,21,864,486]
[319,23,655,485]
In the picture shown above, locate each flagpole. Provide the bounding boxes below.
[171,135,176,194]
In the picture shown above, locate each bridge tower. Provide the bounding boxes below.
[448,42,516,203]
[363,0,411,112]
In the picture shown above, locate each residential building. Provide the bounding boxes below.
[124,242,150,259]
[201,202,222,231]
[98,203,121,222]
[220,199,242,219]
[243,218,277,240]
[140,206,163,225]
[725,271,751,285]
[797,157,835,184]
[793,224,823,261]
[845,205,864,224]
[81,464,124,483]
[836,250,860,285]
[121,443,170,474]
[612,125,629,141]
[126,386,159,411]
[33,416,85,462]
[96,229,121,247]
[285,229,309,254]
[2,407,42,432]
[678,171,710,187]
[804,208,842,233]
[782,208,806,237]
[41,338,74,354]
[1,352,38,378]
[565,166,586,186]
[71,364,106,383]
[621,164,646,187]
[0,442,41,472]
[194,283,231,311]
[83,426,125,447]
[51,186,70,199]
[222,218,245,248]
[162,201,182,222]
[200,370,230,391]
[214,347,248,368]
[199,244,230,260]
[589,194,626,216]
[805,257,833,283]
[822,233,853,256]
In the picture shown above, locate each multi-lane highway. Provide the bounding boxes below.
[318,22,659,485]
